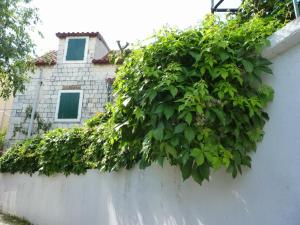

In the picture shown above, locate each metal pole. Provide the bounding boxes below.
[27,68,43,137]
[293,0,299,18]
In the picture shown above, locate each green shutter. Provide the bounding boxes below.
[58,93,80,119]
[66,38,86,61]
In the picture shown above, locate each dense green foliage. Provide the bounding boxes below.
[0,0,40,99]
[0,213,33,225]
[0,15,278,184]
[100,16,277,184]
[0,113,109,175]
[238,0,297,24]
[0,128,6,153]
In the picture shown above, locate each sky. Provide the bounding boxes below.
[30,0,241,55]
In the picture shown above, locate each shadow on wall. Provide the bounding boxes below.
[86,165,253,225]
[0,154,299,225]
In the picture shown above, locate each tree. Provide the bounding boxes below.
[237,0,296,24]
[0,0,40,99]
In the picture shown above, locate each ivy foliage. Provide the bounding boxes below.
[0,128,6,153]
[237,0,297,24]
[0,15,277,184]
[100,15,277,184]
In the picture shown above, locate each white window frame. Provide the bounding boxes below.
[63,36,89,63]
[55,90,83,122]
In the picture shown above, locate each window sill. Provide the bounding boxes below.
[54,118,81,123]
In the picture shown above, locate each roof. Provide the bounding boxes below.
[56,32,110,50]
[56,32,100,38]
[262,17,300,59]
[35,51,57,66]
[92,54,110,64]
[92,53,123,65]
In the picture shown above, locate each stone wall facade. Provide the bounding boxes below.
[6,35,117,145]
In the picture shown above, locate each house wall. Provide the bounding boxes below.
[0,97,13,130]
[94,38,109,60]
[6,36,116,145]
[1,21,300,225]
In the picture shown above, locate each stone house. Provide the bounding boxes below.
[6,32,117,145]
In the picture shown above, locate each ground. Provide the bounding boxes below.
[0,213,32,225]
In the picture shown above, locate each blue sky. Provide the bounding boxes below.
[31,0,241,54]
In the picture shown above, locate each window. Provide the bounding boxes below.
[55,90,83,122]
[64,37,88,62]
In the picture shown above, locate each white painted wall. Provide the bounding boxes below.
[1,17,300,225]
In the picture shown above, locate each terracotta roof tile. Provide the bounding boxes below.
[92,54,110,64]
[56,32,110,50]
[92,52,123,65]
[56,32,100,38]
[35,51,57,66]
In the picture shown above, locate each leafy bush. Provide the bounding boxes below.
[0,15,278,184]
[238,0,296,24]
[85,111,110,128]
[0,136,41,174]
[0,128,6,153]
[101,15,277,184]
[0,126,102,175]
[38,128,93,175]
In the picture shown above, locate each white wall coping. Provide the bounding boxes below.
[262,17,300,59]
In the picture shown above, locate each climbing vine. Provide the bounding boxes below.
[13,106,52,137]
[0,15,278,185]
[100,15,278,183]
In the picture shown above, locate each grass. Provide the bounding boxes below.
[0,213,33,225]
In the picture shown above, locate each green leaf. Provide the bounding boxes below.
[181,150,190,165]
[211,108,226,126]
[258,58,272,66]
[191,148,205,166]
[169,86,178,97]
[200,67,206,75]
[241,60,254,73]
[196,105,203,114]
[165,144,177,158]
[184,113,192,125]
[153,123,164,141]
[180,161,192,181]
[191,165,203,185]
[189,51,201,62]
[154,104,164,114]
[184,127,195,143]
[219,51,229,61]
[174,123,186,134]
[259,66,273,74]
[148,89,157,102]
[170,137,179,146]
[163,105,175,120]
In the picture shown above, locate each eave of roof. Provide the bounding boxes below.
[55,32,110,51]
[56,32,100,38]
[92,53,123,65]
[35,50,57,66]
